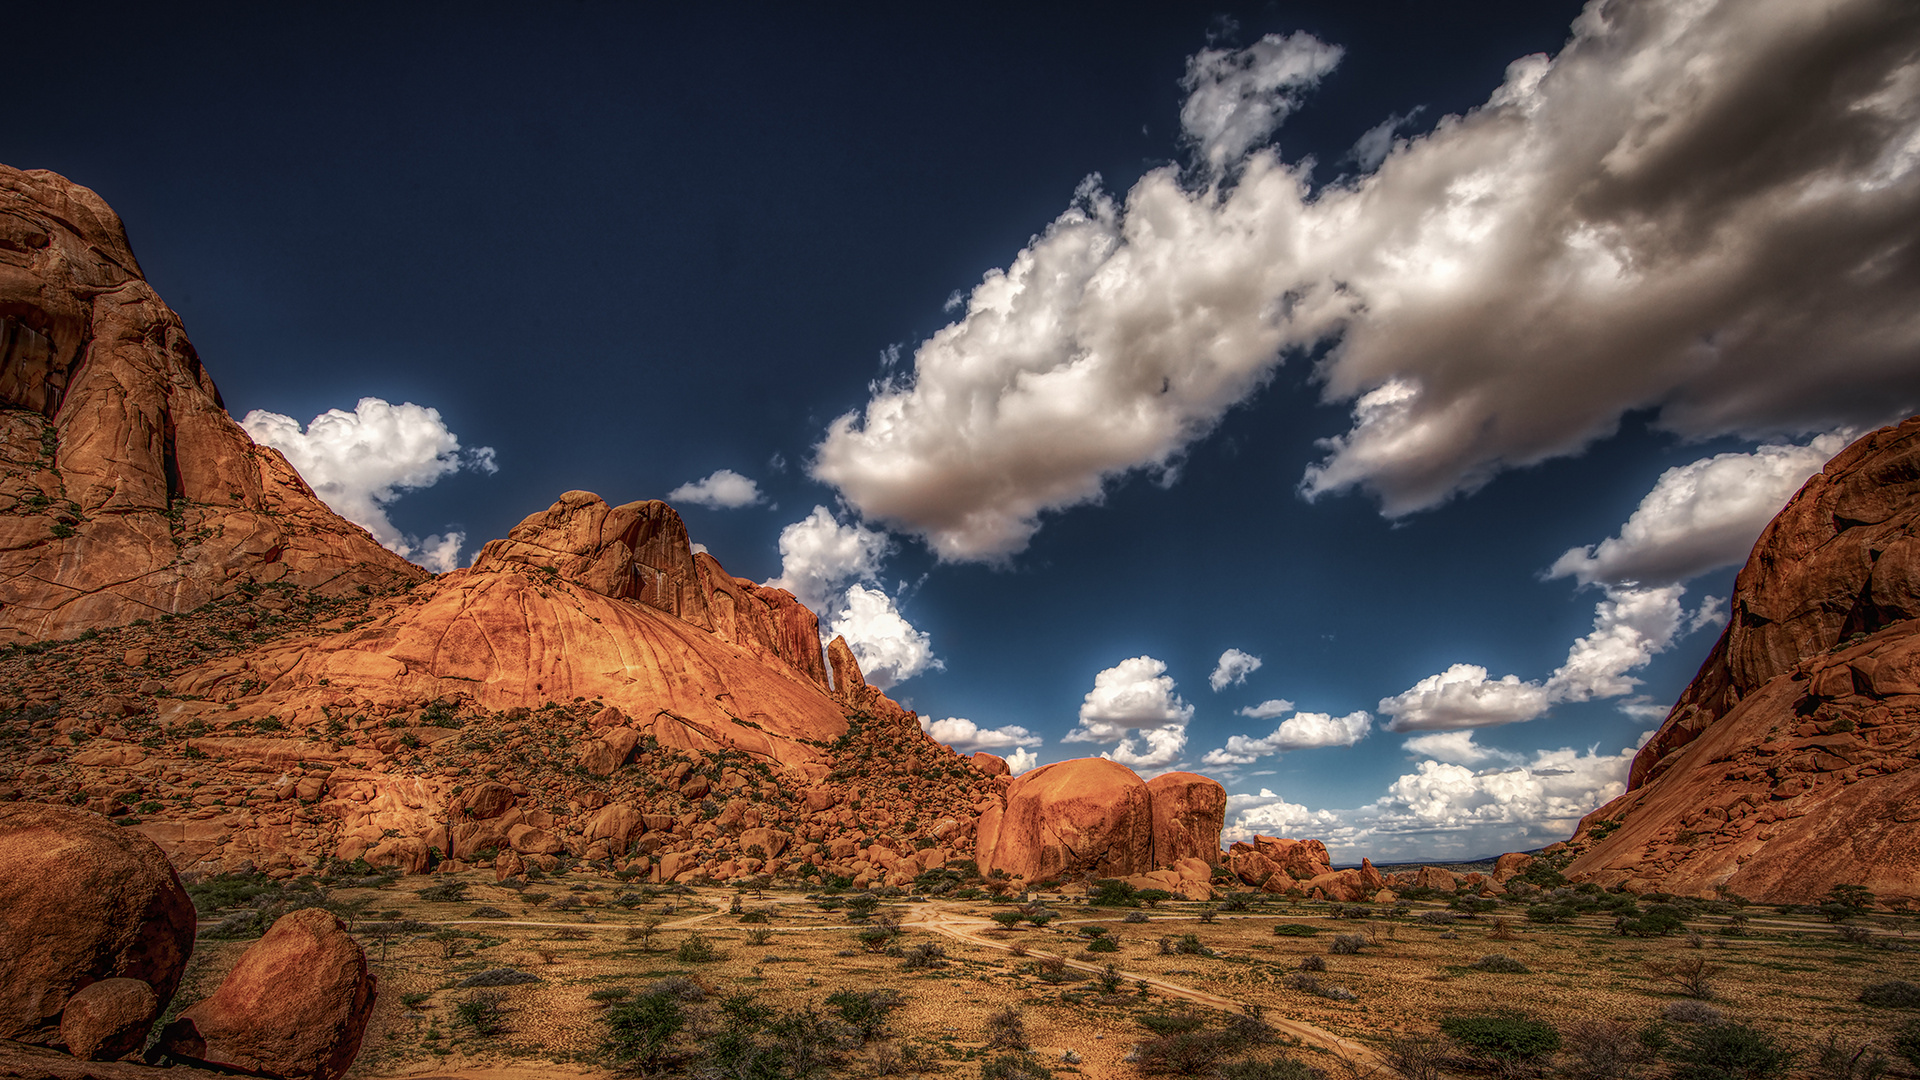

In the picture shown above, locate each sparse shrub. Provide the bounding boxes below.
[674,932,720,963]
[980,1051,1054,1080]
[1418,910,1457,926]
[1086,936,1118,953]
[455,967,541,988]
[1329,934,1365,955]
[901,942,947,969]
[1299,954,1326,972]
[745,929,774,946]
[1385,1034,1446,1080]
[1811,1031,1891,1080]
[985,1005,1028,1050]
[1647,954,1721,999]
[415,880,469,903]
[1215,1059,1324,1080]
[1471,953,1529,974]
[1860,980,1920,1008]
[1560,1019,1659,1080]
[455,989,508,1036]
[1197,906,1219,924]
[468,906,511,919]
[649,975,707,1001]
[1219,892,1254,913]
[827,988,904,1042]
[1662,1021,1795,1080]
[587,987,631,1006]
[1440,1013,1561,1068]
[1664,1000,1726,1025]
[1284,973,1355,1001]
[601,992,685,1073]
[1273,924,1319,937]
[1125,910,1151,923]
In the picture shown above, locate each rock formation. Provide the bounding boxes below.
[0,165,422,643]
[1558,417,1920,902]
[0,804,193,1049]
[159,909,375,1080]
[975,759,1224,889]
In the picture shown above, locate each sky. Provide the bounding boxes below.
[6,0,1918,862]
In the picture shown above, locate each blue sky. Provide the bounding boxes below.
[7,1,1917,861]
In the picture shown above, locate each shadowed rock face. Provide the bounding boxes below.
[1562,416,1920,902]
[0,166,424,642]
[976,758,1157,881]
[0,804,194,1047]
[1147,772,1227,867]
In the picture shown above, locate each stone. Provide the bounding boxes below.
[1557,416,1920,903]
[1414,866,1459,891]
[0,166,424,643]
[1145,771,1225,866]
[977,758,1153,882]
[460,781,517,820]
[739,826,789,859]
[0,804,195,1045]
[58,978,158,1061]
[1491,853,1534,883]
[159,908,375,1080]
[507,824,564,856]
[970,752,1010,777]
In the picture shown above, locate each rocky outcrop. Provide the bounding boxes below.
[1561,417,1920,902]
[57,980,156,1062]
[0,165,422,643]
[0,803,194,1047]
[975,758,1227,883]
[1146,772,1226,867]
[1228,835,1332,892]
[159,909,375,1080]
[168,493,857,769]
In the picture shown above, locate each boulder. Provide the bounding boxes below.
[585,803,642,856]
[578,727,639,777]
[978,758,1153,882]
[460,781,517,820]
[58,978,158,1061]
[159,908,375,1080]
[507,824,563,856]
[0,804,195,1045]
[970,752,1010,777]
[1491,853,1534,883]
[1145,772,1225,866]
[1414,866,1460,892]
[739,826,790,859]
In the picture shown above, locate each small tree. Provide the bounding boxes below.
[602,993,685,1074]
[1135,888,1173,909]
[1440,1013,1562,1071]
[985,1006,1028,1050]
[1646,954,1721,1000]
[455,989,508,1036]
[1663,1021,1795,1080]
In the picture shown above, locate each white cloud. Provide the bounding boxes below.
[765,506,893,612]
[918,716,1042,752]
[1237,698,1295,720]
[1210,648,1263,691]
[764,508,939,689]
[1688,595,1728,634]
[1223,742,1636,861]
[1399,730,1519,766]
[241,396,496,573]
[1380,584,1689,731]
[815,1,1920,560]
[1064,655,1194,769]
[824,584,941,690]
[1549,435,1849,586]
[1004,747,1042,775]
[1180,33,1345,177]
[1349,108,1423,171]
[667,469,764,510]
[1202,709,1371,765]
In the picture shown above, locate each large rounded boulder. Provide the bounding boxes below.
[159,908,376,1080]
[0,803,195,1046]
[978,758,1154,882]
[1145,771,1226,866]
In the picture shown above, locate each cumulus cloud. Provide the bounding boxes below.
[1210,648,1263,691]
[918,716,1042,752]
[765,508,938,689]
[241,397,497,573]
[1180,33,1345,176]
[1065,656,1194,769]
[1202,709,1371,765]
[1549,435,1849,586]
[815,0,1920,559]
[1238,698,1295,720]
[1349,108,1423,171]
[824,584,940,690]
[1224,743,1636,860]
[1399,730,1520,766]
[1380,584,1690,731]
[667,469,764,510]
[1004,747,1042,775]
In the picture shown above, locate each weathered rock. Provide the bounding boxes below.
[158,908,375,1080]
[0,166,424,642]
[460,781,517,820]
[978,758,1154,882]
[0,1039,235,1080]
[58,978,157,1062]
[1560,417,1920,902]
[1413,866,1460,892]
[1491,853,1534,883]
[970,752,1011,777]
[0,804,194,1045]
[1145,772,1225,866]
[507,824,564,856]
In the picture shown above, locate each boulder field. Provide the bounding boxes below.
[1550,416,1920,902]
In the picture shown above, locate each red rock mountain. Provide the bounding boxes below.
[0,166,421,642]
[1560,417,1920,902]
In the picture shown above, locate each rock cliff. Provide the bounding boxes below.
[0,166,422,642]
[1560,416,1920,902]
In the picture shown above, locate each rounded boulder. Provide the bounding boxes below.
[980,757,1153,882]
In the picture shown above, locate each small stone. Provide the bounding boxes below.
[59,978,158,1061]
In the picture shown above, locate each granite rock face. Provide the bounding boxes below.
[1561,417,1920,902]
[0,803,194,1047]
[1146,772,1227,867]
[977,758,1156,882]
[0,166,422,642]
[159,909,375,1080]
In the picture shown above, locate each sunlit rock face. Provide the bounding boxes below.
[0,165,421,641]
[1563,416,1920,903]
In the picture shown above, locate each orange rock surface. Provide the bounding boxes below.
[977,758,1156,881]
[1146,771,1226,867]
[0,166,422,642]
[1561,417,1920,902]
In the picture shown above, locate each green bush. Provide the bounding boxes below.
[1860,980,1920,1008]
[1440,1013,1562,1064]
[601,993,684,1072]
[826,988,903,1042]
[455,989,508,1036]
[1216,1059,1325,1080]
[1663,1021,1795,1080]
[674,932,721,963]
[1087,936,1119,953]
[1470,954,1529,974]
[981,1051,1054,1080]
[1091,879,1138,906]
[1272,924,1320,937]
